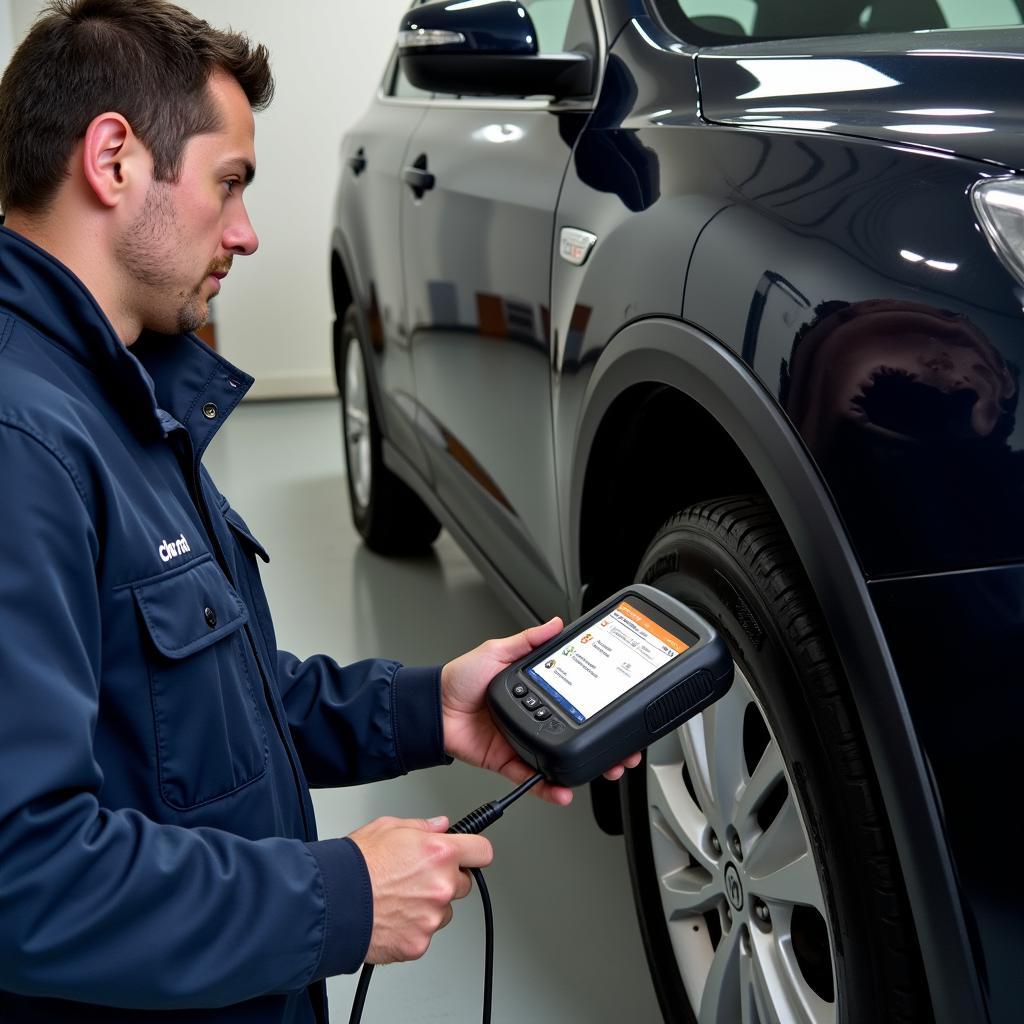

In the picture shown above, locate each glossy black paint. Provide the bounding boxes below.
[400,99,578,613]
[332,99,432,481]
[401,0,537,55]
[402,52,594,99]
[872,565,1024,1024]
[333,3,1024,1020]
[696,31,1024,173]
[400,2,594,102]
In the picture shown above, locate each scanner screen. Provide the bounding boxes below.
[526,601,690,723]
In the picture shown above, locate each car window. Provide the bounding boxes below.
[522,0,576,52]
[652,0,1024,41]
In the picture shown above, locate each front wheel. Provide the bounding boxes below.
[622,496,926,1023]
[339,304,440,555]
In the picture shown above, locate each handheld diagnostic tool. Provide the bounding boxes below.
[487,585,733,787]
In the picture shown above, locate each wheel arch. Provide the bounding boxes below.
[566,315,985,1023]
[331,229,390,424]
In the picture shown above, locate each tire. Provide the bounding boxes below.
[339,304,440,555]
[621,496,927,1024]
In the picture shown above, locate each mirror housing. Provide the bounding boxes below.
[398,0,593,100]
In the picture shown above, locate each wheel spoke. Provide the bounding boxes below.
[750,927,835,1024]
[346,408,369,431]
[735,738,785,826]
[703,679,750,823]
[745,796,825,916]
[697,921,742,1024]
[659,865,720,917]
[748,934,787,1024]
[740,933,782,1024]
[649,761,714,872]
[679,679,748,829]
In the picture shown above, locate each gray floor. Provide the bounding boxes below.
[204,397,662,1023]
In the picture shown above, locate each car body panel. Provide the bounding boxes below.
[336,98,433,481]
[683,134,1024,576]
[697,29,1024,171]
[400,102,584,615]
[871,563,1024,1024]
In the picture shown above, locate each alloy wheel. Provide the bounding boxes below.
[645,665,837,1024]
[343,337,372,510]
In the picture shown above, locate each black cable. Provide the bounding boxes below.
[469,867,493,1024]
[347,773,545,1024]
[347,962,373,1024]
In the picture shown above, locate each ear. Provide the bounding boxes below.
[81,113,146,208]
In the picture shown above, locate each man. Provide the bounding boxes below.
[0,2,638,1021]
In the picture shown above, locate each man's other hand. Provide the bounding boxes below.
[350,815,492,964]
[440,618,642,805]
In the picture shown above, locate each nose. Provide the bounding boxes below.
[223,203,259,256]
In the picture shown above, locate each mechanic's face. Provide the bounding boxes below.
[115,71,258,336]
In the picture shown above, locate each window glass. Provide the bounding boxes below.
[652,0,1024,41]
[522,0,576,52]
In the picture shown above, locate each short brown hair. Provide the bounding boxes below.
[0,0,274,214]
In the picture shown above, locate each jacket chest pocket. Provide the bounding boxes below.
[132,555,269,811]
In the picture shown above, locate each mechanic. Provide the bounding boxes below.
[0,2,638,1021]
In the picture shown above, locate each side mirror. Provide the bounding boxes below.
[398,0,593,100]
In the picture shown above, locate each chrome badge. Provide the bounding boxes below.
[559,227,598,266]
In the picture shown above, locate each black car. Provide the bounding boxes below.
[330,2,1024,1021]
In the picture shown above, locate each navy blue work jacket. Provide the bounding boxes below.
[0,226,450,1022]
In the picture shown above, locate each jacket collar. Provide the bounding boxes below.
[0,225,253,455]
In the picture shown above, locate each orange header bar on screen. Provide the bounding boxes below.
[617,601,689,654]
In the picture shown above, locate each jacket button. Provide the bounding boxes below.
[204,606,218,629]
[202,402,218,420]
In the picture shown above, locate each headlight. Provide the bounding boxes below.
[972,176,1024,287]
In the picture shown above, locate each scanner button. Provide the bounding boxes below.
[512,683,529,698]
[522,694,541,711]
[534,707,552,721]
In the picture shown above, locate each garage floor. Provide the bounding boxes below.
[204,397,663,1023]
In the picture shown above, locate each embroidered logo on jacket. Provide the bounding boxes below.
[158,534,192,563]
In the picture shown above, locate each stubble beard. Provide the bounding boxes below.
[116,182,215,336]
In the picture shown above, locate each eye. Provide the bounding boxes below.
[222,178,241,196]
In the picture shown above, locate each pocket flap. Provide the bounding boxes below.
[133,555,249,659]
[223,505,270,563]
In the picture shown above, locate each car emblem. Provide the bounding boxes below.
[724,863,744,911]
[559,227,598,266]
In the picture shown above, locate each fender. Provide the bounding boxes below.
[565,315,986,1024]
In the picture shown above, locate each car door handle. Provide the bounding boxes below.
[348,148,367,176]
[403,157,435,199]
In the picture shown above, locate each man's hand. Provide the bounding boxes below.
[440,618,642,805]
[350,815,492,964]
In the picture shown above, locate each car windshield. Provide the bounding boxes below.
[652,0,1024,42]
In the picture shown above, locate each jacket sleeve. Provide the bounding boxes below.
[0,422,367,1009]
[276,652,452,788]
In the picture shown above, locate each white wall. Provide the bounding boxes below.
[2,0,413,398]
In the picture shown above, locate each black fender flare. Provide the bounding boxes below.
[565,315,985,1024]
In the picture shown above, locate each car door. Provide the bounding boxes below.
[338,40,433,479]
[400,0,601,615]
